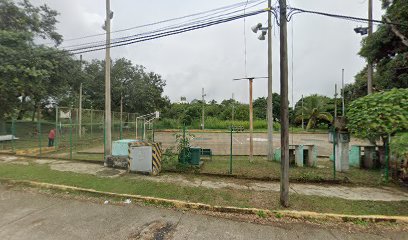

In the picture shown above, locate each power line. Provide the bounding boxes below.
[2,8,268,64]
[286,7,408,27]
[69,9,268,55]
[61,0,267,50]
[50,0,265,46]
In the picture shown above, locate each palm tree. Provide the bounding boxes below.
[295,94,333,130]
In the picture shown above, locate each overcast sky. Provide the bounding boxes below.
[32,0,383,105]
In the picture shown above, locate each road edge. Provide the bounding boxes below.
[1,178,407,224]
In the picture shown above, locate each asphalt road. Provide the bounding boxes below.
[0,185,406,240]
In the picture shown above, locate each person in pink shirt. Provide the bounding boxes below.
[48,129,56,147]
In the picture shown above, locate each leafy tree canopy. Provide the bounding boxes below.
[347,88,408,143]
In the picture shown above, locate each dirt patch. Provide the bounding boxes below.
[128,220,175,240]
[96,169,125,177]
[0,155,19,162]
[50,162,104,175]
[34,159,57,165]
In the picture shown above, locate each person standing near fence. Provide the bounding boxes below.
[48,128,56,147]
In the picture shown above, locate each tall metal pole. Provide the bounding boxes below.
[249,79,254,162]
[120,94,123,140]
[79,55,83,139]
[201,88,205,130]
[301,95,304,129]
[335,84,338,119]
[279,0,289,207]
[267,0,274,161]
[104,0,112,164]
[367,0,373,94]
[232,93,235,122]
[342,69,345,116]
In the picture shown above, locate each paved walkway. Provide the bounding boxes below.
[1,155,408,202]
[0,185,405,240]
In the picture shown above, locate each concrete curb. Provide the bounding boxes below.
[2,179,407,224]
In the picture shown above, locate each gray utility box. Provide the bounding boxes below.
[128,146,153,173]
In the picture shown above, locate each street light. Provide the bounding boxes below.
[252,23,268,40]
[354,26,368,35]
[251,8,274,161]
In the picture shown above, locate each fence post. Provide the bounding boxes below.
[11,119,15,153]
[69,113,73,161]
[120,112,123,140]
[90,108,93,140]
[38,120,42,157]
[55,106,58,149]
[229,126,233,175]
[332,127,336,180]
[385,135,389,183]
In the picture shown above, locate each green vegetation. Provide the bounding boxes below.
[256,210,267,218]
[390,132,408,158]
[294,95,333,130]
[347,89,408,145]
[345,0,408,101]
[162,155,385,186]
[1,161,407,216]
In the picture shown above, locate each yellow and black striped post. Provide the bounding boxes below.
[128,141,162,175]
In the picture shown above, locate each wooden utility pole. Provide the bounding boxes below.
[367,0,373,94]
[104,0,112,164]
[79,55,83,138]
[267,0,274,161]
[249,79,254,162]
[279,0,289,207]
[233,77,267,162]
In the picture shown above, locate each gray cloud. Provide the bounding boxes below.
[32,0,383,105]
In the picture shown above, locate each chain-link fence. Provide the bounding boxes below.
[156,127,396,185]
[0,107,151,161]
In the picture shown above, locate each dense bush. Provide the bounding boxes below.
[155,117,280,130]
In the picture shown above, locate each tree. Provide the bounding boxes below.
[294,94,333,130]
[358,0,408,91]
[252,94,281,121]
[347,88,408,145]
[81,58,168,114]
[0,0,66,125]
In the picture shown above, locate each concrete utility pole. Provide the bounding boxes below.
[301,95,304,129]
[79,55,83,138]
[279,0,289,207]
[249,79,254,162]
[367,0,373,94]
[201,88,206,130]
[267,0,274,161]
[342,69,345,116]
[104,0,112,163]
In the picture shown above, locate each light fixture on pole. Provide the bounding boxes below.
[252,23,268,40]
[252,10,274,161]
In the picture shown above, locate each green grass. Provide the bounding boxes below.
[1,161,407,216]
[162,155,386,186]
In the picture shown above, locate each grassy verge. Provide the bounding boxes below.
[162,156,386,186]
[0,162,407,216]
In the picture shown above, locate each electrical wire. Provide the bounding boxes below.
[243,0,250,77]
[69,9,268,55]
[51,0,265,48]
[61,0,267,50]
[286,7,408,27]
